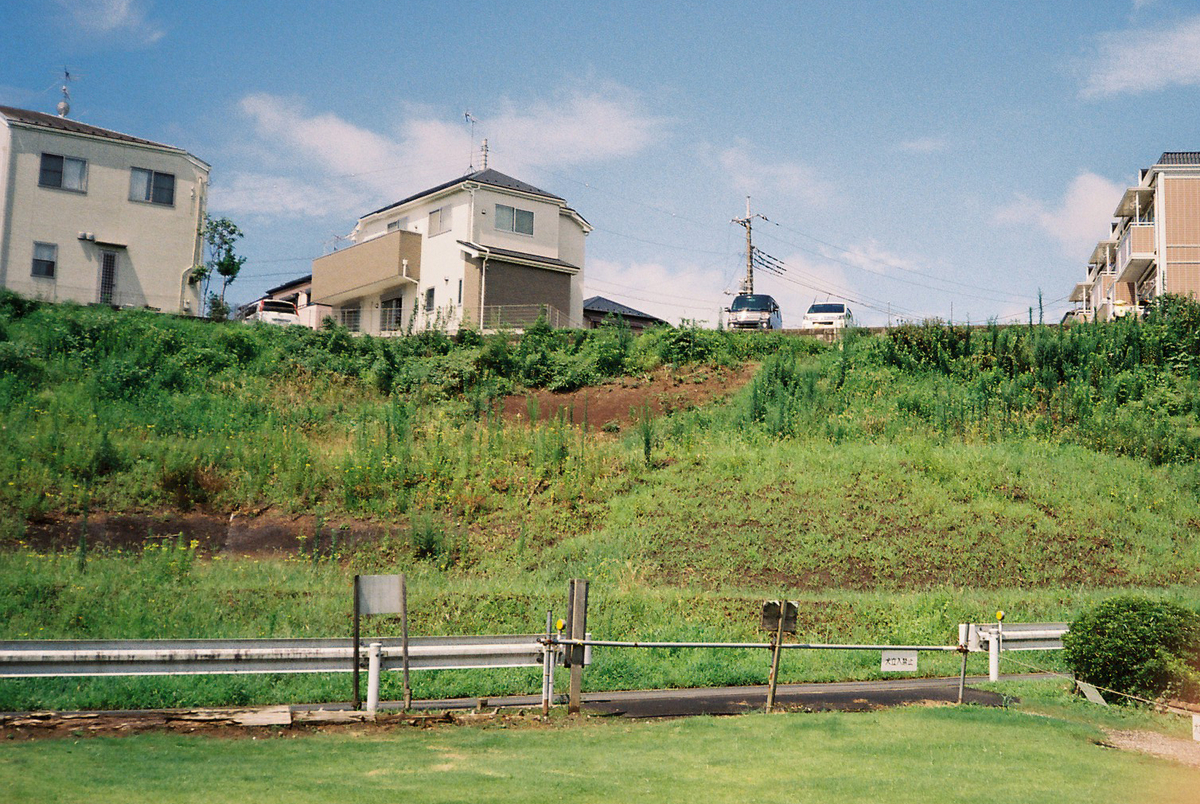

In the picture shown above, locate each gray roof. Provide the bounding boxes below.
[366,168,563,218]
[457,240,580,271]
[1157,152,1200,166]
[265,274,312,296]
[0,105,184,152]
[583,295,664,323]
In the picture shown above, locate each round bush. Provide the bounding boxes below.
[1062,596,1200,702]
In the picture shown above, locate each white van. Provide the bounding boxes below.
[727,294,783,330]
[801,302,854,330]
[237,298,300,326]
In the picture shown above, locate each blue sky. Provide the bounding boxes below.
[5,1,1200,326]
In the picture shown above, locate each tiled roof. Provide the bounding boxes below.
[1157,152,1200,166]
[0,105,182,151]
[366,168,563,218]
[583,295,664,322]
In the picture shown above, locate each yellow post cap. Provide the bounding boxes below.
[555,619,566,631]
[996,610,1005,621]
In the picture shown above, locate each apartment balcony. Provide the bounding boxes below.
[1116,223,1155,283]
[311,230,422,306]
[481,304,574,331]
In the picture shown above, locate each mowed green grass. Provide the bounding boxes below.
[2,708,1197,804]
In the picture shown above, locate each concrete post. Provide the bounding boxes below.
[988,630,1000,682]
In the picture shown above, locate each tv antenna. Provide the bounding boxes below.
[732,196,767,295]
[56,68,77,118]
[464,111,478,171]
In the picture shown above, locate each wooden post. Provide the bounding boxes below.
[567,579,588,715]
[352,574,361,710]
[400,573,411,710]
[765,616,785,713]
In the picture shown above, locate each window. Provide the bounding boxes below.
[32,242,57,278]
[39,154,87,192]
[495,204,534,236]
[425,287,435,312]
[381,297,403,332]
[129,167,175,205]
[428,206,451,236]
[386,216,409,233]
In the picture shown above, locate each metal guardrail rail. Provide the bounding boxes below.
[0,635,547,678]
[965,623,1070,652]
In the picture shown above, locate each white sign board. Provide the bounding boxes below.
[881,650,918,672]
[1193,714,1199,743]
[357,575,403,615]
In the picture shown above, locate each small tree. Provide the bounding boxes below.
[190,215,246,319]
[1063,596,1200,702]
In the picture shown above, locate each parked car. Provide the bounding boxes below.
[801,302,853,330]
[237,298,300,326]
[726,294,783,330]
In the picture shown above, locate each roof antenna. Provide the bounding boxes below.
[463,111,478,172]
[56,68,74,118]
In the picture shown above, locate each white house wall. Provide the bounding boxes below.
[0,119,207,313]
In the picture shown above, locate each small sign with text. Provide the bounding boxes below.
[881,650,918,672]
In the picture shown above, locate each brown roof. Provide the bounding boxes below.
[0,105,185,152]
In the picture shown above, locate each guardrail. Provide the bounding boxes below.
[0,635,547,678]
[960,622,1070,681]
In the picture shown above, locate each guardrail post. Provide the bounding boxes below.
[366,642,382,716]
[541,610,554,716]
[988,629,1000,682]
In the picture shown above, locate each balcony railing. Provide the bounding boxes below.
[481,304,575,330]
[1116,223,1155,281]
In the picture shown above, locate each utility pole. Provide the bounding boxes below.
[732,196,766,296]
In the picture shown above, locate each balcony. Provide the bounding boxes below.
[1116,223,1155,283]
[311,230,422,306]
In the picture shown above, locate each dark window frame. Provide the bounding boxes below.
[31,242,57,278]
[38,153,88,193]
[129,167,176,206]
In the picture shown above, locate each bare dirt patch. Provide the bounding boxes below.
[1103,729,1200,769]
[0,707,550,742]
[499,364,757,430]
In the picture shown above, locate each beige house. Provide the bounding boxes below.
[263,273,331,329]
[0,106,210,314]
[1073,152,1200,321]
[311,168,589,334]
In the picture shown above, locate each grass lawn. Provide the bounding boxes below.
[2,707,1198,804]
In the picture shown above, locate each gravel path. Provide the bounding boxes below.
[1105,729,1200,769]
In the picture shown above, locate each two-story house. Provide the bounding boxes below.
[311,168,589,334]
[0,106,210,314]
[1073,152,1200,322]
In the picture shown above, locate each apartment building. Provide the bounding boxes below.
[1073,152,1200,321]
[0,105,210,314]
[311,168,589,335]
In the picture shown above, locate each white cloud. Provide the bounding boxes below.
[585,258,728,326]
[489,86,666,167]
[217,86,665,222]
[895,137,950,154]
[716,142,836,207]
[1080,14,1200,98]
[994,172,1124,258]
[208,173,370,222]
[56,0,164,44]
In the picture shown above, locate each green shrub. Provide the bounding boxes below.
[1062,596,1200,702]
